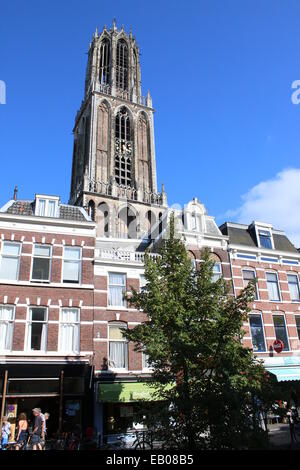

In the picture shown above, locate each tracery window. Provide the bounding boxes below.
[99,39,110,85]
[115,108,132,186]
[116,39,128,91]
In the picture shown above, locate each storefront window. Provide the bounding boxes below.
[64,400,82,433]
[8,379,59,394]
[104,403,137,435]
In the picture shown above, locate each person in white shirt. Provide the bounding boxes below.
[1,417,11,450]
[38,410,49,450]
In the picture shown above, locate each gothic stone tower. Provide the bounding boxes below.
[69,21,167,238]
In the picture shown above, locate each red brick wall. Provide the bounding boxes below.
[232,257,300,356]
[0,226,95,355]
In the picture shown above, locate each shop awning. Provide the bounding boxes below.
[265,367,300,382]
[98,382,170,403]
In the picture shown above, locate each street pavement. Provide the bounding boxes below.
[268,423,300,450]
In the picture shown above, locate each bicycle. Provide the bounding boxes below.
[102,430,153,450]
[132,430,152,450]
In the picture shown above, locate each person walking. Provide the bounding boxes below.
[287,408,297,444]
[15,413,28,450]
[31,408,43,450]
[39,411,50,450]
[1,417,11,450]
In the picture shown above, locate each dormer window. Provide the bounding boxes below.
[252,222,274,250]
[258,229,273,249]
[35,195,59,218]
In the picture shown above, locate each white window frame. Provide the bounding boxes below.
[273,314,290,352]
[35,195,59,218]
[140,274,147,293]
[108,322,128,370]
[58,308,80,354]
[287,273,300,302]
[212,262,222,282]
[249,312,266,352]
[266,271,281,302]
[0,304,15,352]
[142,350,151,370]
[0,241,21,281]
[108,273,127,307]
[242,268,259,300]
[25,307,48,352]
[30,244,52,283]
[62,246,82,284]
[254,223,274,250]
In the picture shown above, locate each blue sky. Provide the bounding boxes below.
[1,1,300,244]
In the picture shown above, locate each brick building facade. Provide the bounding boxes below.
[220,221,300,403]
[1,21,300,444]
[0,194,95,436]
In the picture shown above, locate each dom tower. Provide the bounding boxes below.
[69,21,167,239]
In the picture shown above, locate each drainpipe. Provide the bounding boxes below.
[58,370,64,433]
[228,249,236,298]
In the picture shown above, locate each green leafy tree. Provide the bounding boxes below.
[124,214,274,449]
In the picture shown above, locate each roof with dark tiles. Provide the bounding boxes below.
[220,222,298,254]
[2,200,90,222]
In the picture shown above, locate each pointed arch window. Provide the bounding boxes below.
[138,113,150,191]
[116,39,128,91]
[88,200,95,221]
[115,108,132,186]
[99,39,110,85]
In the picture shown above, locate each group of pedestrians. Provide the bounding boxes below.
[1,408,50,450]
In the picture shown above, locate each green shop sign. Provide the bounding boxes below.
[98,382,170,403]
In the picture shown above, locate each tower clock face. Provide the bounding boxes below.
[115,138,132,156]
[124,142,132,155]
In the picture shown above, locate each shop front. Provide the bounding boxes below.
[264,357,300,420]
[0,362,92,441]
[95,380,165,444]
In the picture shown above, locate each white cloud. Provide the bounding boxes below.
[226,168,300,248]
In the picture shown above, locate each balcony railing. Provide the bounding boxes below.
[70,178,165,207]
[87,178,164,206]
[96,82,148,106]
[96,248,160,263]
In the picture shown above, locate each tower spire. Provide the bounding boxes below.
[70,23,166,232]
